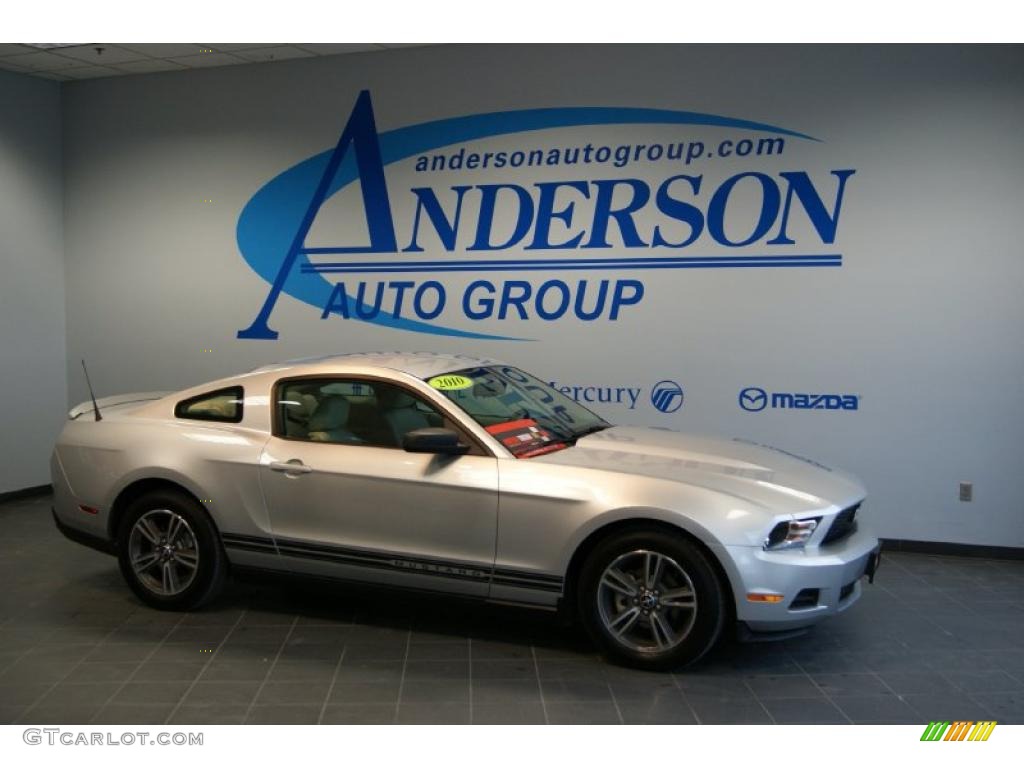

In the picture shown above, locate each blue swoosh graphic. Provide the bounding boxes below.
[236,105,818,341]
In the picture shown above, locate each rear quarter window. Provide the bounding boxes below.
[174,386,244,423]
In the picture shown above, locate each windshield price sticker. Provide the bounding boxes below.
[485,419,567,459]
[428,374,475,391]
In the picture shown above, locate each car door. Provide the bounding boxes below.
[258,375,499,597]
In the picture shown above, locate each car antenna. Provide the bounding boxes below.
[81,359,102,421]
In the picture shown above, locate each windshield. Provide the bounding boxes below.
[426,366,610,458]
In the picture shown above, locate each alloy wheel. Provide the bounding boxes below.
[127,509,200,596]
[596,549,698,653]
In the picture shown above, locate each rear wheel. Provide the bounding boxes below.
[117,490,226,610]
[577,529,726,670]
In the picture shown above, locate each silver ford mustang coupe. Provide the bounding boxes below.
[51,352,879,669]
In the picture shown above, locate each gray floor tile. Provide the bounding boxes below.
[0,681,55,706]
[29,681,122,711]
[967,692,1024,724]
[166,704,249,724]
[470,640,534,660]
[85,644,156,663]
[64,661,140,684]
[245,704,321,724]
[149,643,212,663]
[472,701,547,724]
[812,673,889,697]
[545,700,621,724]
[687,695,773,724]
[903,692,996,721]
[334,659,405,682]
[471,658,536,679]
[111,680,194,705]
[746,674,822,699]
[0,704,27,723]
[831,694,920,723]
[266,659,335,681]
[791,652,870,675]
[1,659,82,684]
[403,659,470,680]
[472,677,542,705]
[214,642,280,663]
[321,703,397,724]
[91,703,175,724]
[328,680,402,703]
[616,691,697,724]
[535,659,608,680]
[407,640,469,661]
[257,679,331,705]
[606,673,681,700]
[199,659,274,681]
[876,671,960,695]
[180,680,261,707]
[397,702,470,724]
[675,673,751,698]
[400,679,470,703]
[540,678,614,702]
[337,643,405,662]
[133,660,207,682]
[19,703,104,724]
[761,697,850,724]
[943,670,1023,693]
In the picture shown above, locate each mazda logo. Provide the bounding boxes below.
[739,387,768,412]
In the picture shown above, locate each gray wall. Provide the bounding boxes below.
[57,44,1024,546]
[0,70,65,494]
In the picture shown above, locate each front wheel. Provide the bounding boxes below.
[577,529,726,670]
[117,490,227,610]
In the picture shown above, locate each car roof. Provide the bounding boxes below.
[249,351,505,380]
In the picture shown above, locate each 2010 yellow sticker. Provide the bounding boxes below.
[428,374,475,391]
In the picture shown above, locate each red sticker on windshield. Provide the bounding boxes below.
[485,419,566,458]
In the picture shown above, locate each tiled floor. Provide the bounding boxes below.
[2,493,1023,724]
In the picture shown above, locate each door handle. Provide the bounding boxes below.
[269,460,313,475]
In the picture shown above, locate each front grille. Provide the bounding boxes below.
[821,504,859,546]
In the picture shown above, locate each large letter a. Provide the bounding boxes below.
[238,90,397,340]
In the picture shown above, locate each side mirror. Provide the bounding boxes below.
[402,427,470,455]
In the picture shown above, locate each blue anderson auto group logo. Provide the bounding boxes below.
[236,90,856,341]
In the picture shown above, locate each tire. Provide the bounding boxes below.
[116,490,227,610]
[577,528,726,670]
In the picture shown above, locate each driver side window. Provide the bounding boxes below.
[275,378,477,452]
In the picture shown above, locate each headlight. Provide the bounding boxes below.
[764,517,821,550]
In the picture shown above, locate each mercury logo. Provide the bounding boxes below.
[651,381,685,413]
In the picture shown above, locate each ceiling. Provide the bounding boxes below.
[0,43,425,81]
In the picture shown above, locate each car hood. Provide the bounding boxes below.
[534,426,865,513]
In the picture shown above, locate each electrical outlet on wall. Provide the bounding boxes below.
[959,482,973,502]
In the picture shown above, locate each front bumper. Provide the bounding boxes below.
[726,525,881,632]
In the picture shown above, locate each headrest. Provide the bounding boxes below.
[379,388,417,409]
[283,393,318,417]
[308,396,350,431]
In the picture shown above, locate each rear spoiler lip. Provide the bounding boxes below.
[69,391,173,420]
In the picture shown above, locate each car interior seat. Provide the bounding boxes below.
[306,396,362,444]
[378,387,431,446]
[281,390,319,438]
